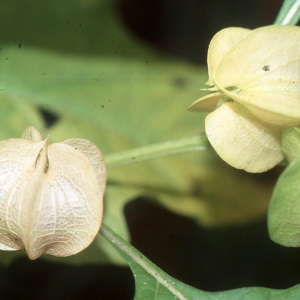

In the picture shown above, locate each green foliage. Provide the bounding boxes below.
[0,0,157,60]
[0,0,300,298]
[101,225,300,300]
[269,126,300,247]
[282,127,300,163]
[274,0,300,25]
[0,97,44,139]
[268,157,300,247]
[0,46,275,264]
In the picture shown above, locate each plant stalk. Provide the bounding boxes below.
[105,133,208,169]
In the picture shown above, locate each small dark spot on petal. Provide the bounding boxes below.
[262,65,270,71]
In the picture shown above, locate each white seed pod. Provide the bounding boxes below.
[189,25,300,172]
[0,126,106,259]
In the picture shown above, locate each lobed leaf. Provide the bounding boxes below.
[101,224,300,300]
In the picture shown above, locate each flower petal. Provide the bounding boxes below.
[206,27,251,86]
[214,25,300,125]
[205,101,284,172]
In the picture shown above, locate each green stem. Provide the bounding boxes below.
[105,133,208,169]
[274,0,300,25]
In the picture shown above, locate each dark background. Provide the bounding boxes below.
[120,0,282,64]
[2,0,299,299]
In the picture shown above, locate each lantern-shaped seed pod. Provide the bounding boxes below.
[0,126,106,260]
[189,25,300,172]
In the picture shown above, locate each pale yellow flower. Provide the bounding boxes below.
[189,25,300,172]
[0,126,106,259]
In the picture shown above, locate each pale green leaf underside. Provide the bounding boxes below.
[0,45,275,265]
[0,46,211,265]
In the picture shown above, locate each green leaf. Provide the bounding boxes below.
[0,46,204,141]
[0,46,275,235]
[0,45,277,263]
[0,96,44,139]
[274,0,300,25]
[282,127,300,163]
[0,0,157,60]
[268,156,300,247]
[101,224,300,300]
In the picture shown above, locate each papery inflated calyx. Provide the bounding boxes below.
[192,25,300,125]
[0,126,106,259]
[189,25,300,173]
